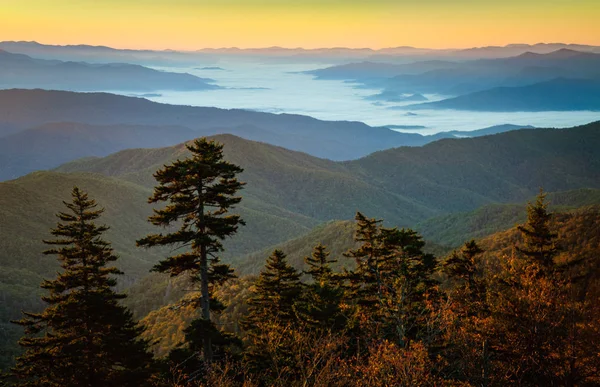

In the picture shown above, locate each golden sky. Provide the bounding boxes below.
[2,0,599,50]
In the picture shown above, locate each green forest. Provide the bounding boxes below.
[1,137,599,387]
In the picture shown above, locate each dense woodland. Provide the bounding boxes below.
[1,137,599,386]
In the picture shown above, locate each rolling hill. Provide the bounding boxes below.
[55,134,437,226]
[415,188,600,247]
[344,121,600,212]
[236,188,600,275]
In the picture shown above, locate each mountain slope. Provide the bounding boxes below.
[410,78,600,111]
[133,203,600,358]
[56,122,600,224]
[0,89,433,162]
[0,166,324,366]
[416,188,600,247]
[345,122,600,212]
[477,206,600,277]
[235,220,357,275]
[4,123,600,367]
[0,49,217,91]
[235,188,600,275]
[0,122,200,180]
[56,134,437,226]
[309,49,600,103]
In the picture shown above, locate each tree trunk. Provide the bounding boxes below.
[200,244,213,363]
[197,181,213,364]
[482,338,489,387]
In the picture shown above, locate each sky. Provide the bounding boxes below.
[2,0,599,50]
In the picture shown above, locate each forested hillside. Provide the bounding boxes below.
[135,202,600,385]
[3,1,600,384]
[123,187,600,322]
[416,188,600,246]
[346,122,600,211]
[2,124,600,384]
[58,122,600,216]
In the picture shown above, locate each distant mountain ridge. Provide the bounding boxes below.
[409,78,600,111]
[0,89,542,181]
[0,49,217,91]
[308,49,600,107]
[2,41,600,63]
[0,122,198,180]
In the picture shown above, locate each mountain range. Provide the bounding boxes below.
[3,121,599,285]
[308,49,600,109]
[2,41,600,65]
[0,49,217,92]
[0,90,540,180]
[410,78,600,111]
[2,121,600,367]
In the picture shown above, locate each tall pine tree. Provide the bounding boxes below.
[300,244,345,331]
[242,250,303,378]
[137,138,244,364]
[244,250,303,329]
[442,240,490,385]
[443,240,486,316]
[516,189,558,272]
[343,212,389,317]
[10,187,152,387]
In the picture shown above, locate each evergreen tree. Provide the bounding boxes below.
[488,256,570,385]
[442,240,491,385]
[137,138,244,363]
[516,189,558,272]
[443,240,486,316]
[344,213,440,346]
[377,226,440,345]
[343,212,388,316]
[300,244,345,331]
[304,243,336,284]
[242,250,303,377]
[10,187,152,387]
[244,250,302,328]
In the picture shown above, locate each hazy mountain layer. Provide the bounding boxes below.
[0,90,543,181]
[0,50,217,91]
[0,89,422,162]
[309,49,600,108]
[0,123,197,180]
[410,78,600,112]
[2,41,600,66]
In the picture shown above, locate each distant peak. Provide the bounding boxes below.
[517,51,542,59]
[548,48,589,58]
[515,48,590,59]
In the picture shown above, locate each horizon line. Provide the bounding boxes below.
[2,40,599,53]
